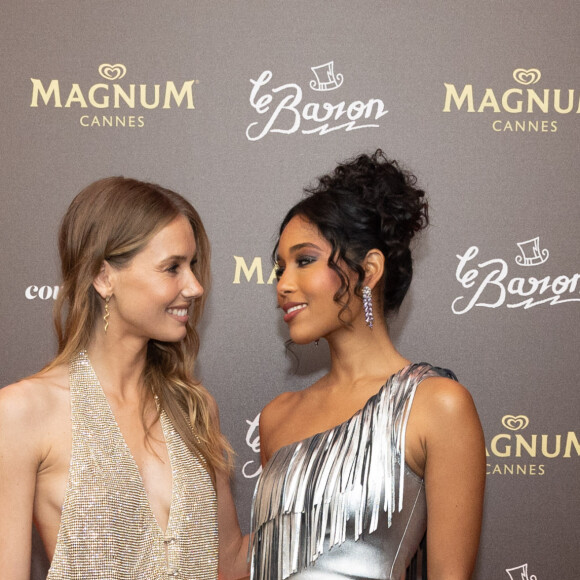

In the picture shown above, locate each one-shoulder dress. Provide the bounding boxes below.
[47,351,218,579]
[250,363,457,580]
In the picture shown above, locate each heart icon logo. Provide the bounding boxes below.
[501,415,530,431]
[512,68,541,85]
[98,63,127,81]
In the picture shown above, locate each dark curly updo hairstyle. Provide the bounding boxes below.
[275,149,429,318]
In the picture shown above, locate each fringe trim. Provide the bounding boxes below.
[250,364,455,580]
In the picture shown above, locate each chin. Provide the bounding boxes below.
[151,330,188,344]
[289,331,319,345]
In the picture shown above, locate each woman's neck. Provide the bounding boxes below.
[325,317,409,389]
[86,331,149,402]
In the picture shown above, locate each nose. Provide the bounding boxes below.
[276,267,295,300]
[182,268,204,299]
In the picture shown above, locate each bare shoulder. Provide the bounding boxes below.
[413,375,482,438]
[260,390,302,432]
[0,365,69,436]
[259,390,305,463]
[416,375,475,411]
[406,374,484,478]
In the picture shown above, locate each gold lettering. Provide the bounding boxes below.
[114,84,136,108]
[563,432,580,457]
[515,434,537,457]
[65,84,88,108]
[554,89,574,114]
[88,84,109,108]
[541,434,561,458]
[267,266,278,285]
[30,78,61,107]
[443,83,474,112]
[527,89,549,113]
[163,80,195,109]
[140,84,160,109]
[233,256,264,284]
[501,88,523,113]
[477,88,500,112]
[490,434,511,457]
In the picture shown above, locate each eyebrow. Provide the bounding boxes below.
[276,242,322,263]
[160,254,196,263]
[289,242,323,253]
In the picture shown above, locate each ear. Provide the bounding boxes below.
[362,249,385,290]
[93,260,115,300]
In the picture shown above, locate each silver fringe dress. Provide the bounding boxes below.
[250,363,457,580]
[47,351,218,579]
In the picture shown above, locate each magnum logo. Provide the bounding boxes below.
[443,67,578,133]
[486,415,579,476]
[233,256,277,285]
[30,63,198,127]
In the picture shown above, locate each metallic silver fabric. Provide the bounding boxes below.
[250,363,456,580]
[47,351,218,579]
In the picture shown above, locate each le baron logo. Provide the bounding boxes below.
[452,237,580,314]
[443,67,578,133]
[246,60,389,141]
[30,63,198,128]
[506,563,538,580]
[486,415,579,476]
[242,413,262,479]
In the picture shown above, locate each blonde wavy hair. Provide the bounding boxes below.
[44,176,232,478]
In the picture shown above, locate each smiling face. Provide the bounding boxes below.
[276,216,359,344]
[105,214,203,344]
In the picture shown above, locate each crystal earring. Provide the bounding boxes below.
[103,296,111,333]
[362,286,374,329]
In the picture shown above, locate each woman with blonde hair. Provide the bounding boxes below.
[0,177,249,579]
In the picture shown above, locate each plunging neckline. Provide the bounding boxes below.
[78,350,175,537]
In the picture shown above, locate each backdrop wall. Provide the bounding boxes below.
[1,2,578,579]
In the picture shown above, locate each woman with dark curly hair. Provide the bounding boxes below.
[250,151,485,580]
[0,177,249,579]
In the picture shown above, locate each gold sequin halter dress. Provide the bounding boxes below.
[47,351,218,579]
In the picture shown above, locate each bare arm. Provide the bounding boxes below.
[418,378,486,580]
[215,468,250,580]
[0,383,41,580]
[206,396,250,580]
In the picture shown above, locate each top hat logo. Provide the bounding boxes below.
[515,237,549,266]
[310,61,344,91]
[506,563,537,580]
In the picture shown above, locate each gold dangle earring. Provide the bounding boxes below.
[103,296,111,333]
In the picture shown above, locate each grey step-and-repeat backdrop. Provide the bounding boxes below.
[1,2,578,579]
